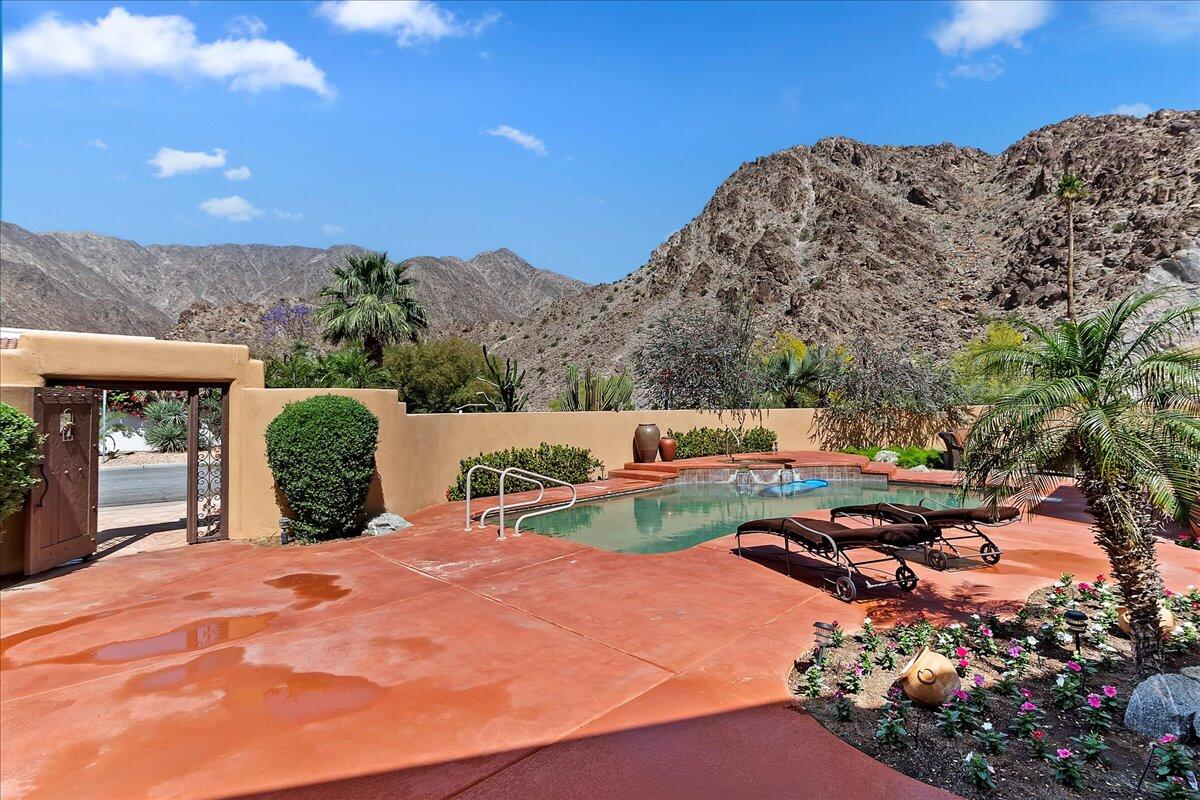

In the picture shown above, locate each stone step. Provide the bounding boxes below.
[609,469,671,482]
[620,462,681,473]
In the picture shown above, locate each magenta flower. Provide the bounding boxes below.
[1066,661,1082,672]
[1086,694,1102,709]
[980,625,993,638]
[953,689,969,701]
[958,657,969,668]
[853,666,863,676]
[1078,582,1092,592]
[1056,748,1073,759]
[1020,687,1033,699]
[1008,644,1022,657]
[955,646,969,658]
[1102,685,1117,699]
[1020,701,1037,712]
[1160,734,1179,745]
[973,673,986,688]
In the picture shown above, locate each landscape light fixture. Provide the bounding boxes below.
[1063,609,1088,658]
[813,620,839,664]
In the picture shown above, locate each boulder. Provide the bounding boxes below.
[873,449,900,465]
[1182,666,1200,683]
[1124,673,1200,741]
[364,513,412,536]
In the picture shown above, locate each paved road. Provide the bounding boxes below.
[99,463,187,507]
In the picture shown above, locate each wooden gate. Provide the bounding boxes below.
[25,388,99,575]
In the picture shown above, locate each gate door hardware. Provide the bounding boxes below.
[59,409,76,441]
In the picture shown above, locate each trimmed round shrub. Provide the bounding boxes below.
[265,395,379,541]
[0,403,42,527]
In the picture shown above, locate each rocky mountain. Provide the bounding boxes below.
[477,110,1200,406]
[0,225,587,338]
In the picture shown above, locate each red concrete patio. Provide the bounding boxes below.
[2,467,1197,799]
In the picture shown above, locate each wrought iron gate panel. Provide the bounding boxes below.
[187,386,229,543]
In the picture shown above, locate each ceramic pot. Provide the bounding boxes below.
[659,436,677,462]
[1116,605,1176,638]
[633,423,660,463]
[895,646,960,707]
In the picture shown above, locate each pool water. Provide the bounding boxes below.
[519,481,969,554]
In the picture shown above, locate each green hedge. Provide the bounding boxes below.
[841,445,943,469]
[665,426,778,460]
[447,443,602,501]
[266,395,379,541]
[0,403,42,527]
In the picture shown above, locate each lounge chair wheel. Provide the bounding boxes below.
[895,565,918,592]
[980,542,1001,565]
[834,576,857,602]
[928,549,949,571]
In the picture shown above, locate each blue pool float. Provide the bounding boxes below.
[759,478,829,497]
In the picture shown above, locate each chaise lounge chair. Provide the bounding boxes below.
[829,501,1015,570]
[735,516,937,601]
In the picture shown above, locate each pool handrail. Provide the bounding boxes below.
[464,464,577,539]
[509,467,577,539]
[478,471,545,529]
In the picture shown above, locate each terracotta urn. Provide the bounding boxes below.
[1116,605,1177,638]
[895,646,960,707]
[659,436,677,462]
[633,423,660,463]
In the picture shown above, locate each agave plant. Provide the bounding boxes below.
[550,364,634,411]
[962,289,1200,673]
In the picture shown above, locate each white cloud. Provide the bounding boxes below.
[275,209,303,220]
[85,137,108,149]
[149,147,226,178]
[3,7,333,98]
[949,57,1005,81]
[317,1,499,47]
[224,166,252,181]
[199,195,262,222]
[1112,102,1153,117]
[227,14,267,37]
[322,223,344,236]
[1094,1,1200,42]
[484,125,547,157]
[932,1,1051,55]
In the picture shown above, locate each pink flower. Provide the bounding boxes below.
[980,626,993,638]
[1160,734,1179,745]
[1086,694,1102,709]
[973,673,986,687]
[1056,748,1073,759]
[1165,589,1175,597]
[1102,685,1117,698]
[958,658,969,668]
[1066,661,1082,672]
[1032,729,1045,741]
[1008,644,1023,657]
[1020,701,1037,712]
[1078,582,1092,592]
[953,689,969,701]
[853,666,863,677]
[955,646,969,658]
[1020,687,1033,699]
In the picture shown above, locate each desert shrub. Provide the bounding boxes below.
[383,338,494,412]
[842,445,943,469]
[446,444,601,501]
[143,398,188,452]
[266,395,379,541]
[265,344,388,389]
[0,403,42,527]
[667,426,778,459]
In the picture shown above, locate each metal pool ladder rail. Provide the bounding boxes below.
[463,465,578,539]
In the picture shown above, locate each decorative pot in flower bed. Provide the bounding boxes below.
[791,577,1200,800]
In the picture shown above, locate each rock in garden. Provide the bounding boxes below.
[873,449,900,464]
[364,513,412,536]
[1124,673,1200,740]
[1182,665,1200,684]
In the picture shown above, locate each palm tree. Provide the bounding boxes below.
[1056,173,1087,322]
[766,345,837,408]
[961,289,1200,674]
[316,251,429,366]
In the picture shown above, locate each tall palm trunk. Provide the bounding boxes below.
[1065,201,1076,322]
[1078,474,1165,674]
[364,335,384,367]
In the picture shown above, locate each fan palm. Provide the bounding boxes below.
[1056,173,1087,322]
[316,251,429,365]
[766,345,837,408]
[961,289,1200,673]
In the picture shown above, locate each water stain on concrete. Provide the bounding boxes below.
[34,614,276,666]
[263,573,351,609]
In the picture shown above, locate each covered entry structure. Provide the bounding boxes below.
[1,331,262,577]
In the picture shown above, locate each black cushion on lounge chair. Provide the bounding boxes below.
[831,502,1019,526]
[737,517,934,550]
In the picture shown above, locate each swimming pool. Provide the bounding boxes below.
[519,480,969,554]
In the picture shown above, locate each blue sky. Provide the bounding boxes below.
[2,1,1198,283]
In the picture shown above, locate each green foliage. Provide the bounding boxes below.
[264,343,389,389]
[481,346,530,412]
[446,443,601,501]
[762,343,839,408]
[383,338,494,413]
[841,445,943,469]
[143,398,188,452]
[0,403,42,527]
[550,364,634,411]
[665,426,777,459]
[962,289,1200,670]
[316,251,429,364]
[265,395,379,541]
[1056,173,1087,203]
[952,322,1026,403]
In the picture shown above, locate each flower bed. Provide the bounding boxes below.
[794,577,1200,800]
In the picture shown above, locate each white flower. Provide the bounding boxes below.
[971,614,981,620]
[1026,636,1039,645]
[982,722,993,731]
[863,616,872,625]
[1056,675,1066,686]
